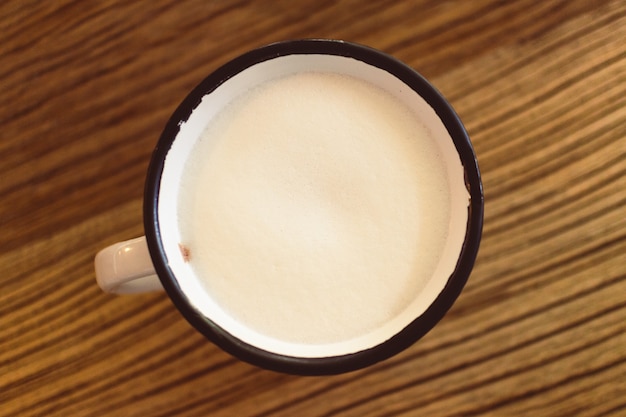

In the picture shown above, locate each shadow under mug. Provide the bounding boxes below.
[95,39,483,375]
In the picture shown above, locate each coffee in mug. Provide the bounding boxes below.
[95,39,483,375]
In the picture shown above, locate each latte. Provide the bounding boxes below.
[177,71,452,346]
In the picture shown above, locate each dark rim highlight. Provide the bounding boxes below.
[144,39,484,375]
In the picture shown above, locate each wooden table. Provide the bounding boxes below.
[2,1,625,415]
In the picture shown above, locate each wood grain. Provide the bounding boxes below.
[1,0,625,416]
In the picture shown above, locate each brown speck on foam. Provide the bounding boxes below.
[178,243,191,262]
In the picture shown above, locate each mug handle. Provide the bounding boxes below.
[95,236,163,294]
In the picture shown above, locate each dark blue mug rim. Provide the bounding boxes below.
[144,39,484,375]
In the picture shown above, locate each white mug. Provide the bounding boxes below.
[95,39,483,375]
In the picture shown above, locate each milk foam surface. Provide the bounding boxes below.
[178,72,451,345]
